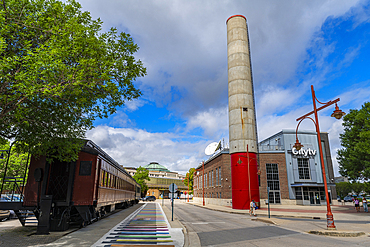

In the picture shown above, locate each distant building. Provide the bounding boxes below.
[124,162,187,199]
[334,177,349,183]
[193,130,337,206]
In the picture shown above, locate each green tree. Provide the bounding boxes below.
[363,182,370,196]
[351,182,364,196]
[184,168,195,194]
[0,0,146,162]
[335,182,352,199]
[133,166,150,197]
[338,102,370,180]
[0,141,29,193]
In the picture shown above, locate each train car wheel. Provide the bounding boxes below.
[80,221,87,228]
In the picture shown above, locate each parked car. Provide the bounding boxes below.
[0,210,10,222]
[0,197,16,220]
[143,196,156,201]
[343,196,353,202]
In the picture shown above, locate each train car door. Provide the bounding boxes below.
[45,160,76,204]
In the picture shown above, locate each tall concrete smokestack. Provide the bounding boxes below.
[227,15,260,210]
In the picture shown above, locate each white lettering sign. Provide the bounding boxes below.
[292,147,317,156]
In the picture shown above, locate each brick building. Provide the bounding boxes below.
[193,130,336,207]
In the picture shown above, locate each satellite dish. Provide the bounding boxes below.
[205,141,222,155]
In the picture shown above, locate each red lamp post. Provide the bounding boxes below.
[202,161,205,206]
[195,161,205,206]
[187,173,190,202]
[293,85,345,230]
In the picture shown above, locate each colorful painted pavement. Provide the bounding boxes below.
[92,202,176,246]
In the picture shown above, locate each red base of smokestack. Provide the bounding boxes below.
[231,152,260,210]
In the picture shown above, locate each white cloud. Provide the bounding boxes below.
[78,0,362,113]
[186,107,228,139]
[86,126,210,174]
[109,111,133,128]
[76,0,369,175]
[125,99,146,112]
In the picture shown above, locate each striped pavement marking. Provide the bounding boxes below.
[92,202,177,246]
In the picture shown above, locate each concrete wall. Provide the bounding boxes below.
[193,197,233,207]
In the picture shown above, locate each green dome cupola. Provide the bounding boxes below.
[143,162,170,172]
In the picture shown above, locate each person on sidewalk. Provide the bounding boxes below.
[363,197,368,212]
[355,198,360,212]
[250,200,256,217]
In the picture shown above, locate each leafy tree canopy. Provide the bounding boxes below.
[363,182,370,196]
[351,181,364,196]
[338,102,370,180]
[335,182,352,199]
[0,141,29,192]
[0,0,146,161]
[132,166,150,197]
[184,168,195,194]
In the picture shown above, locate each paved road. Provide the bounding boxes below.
[168,202,370,246]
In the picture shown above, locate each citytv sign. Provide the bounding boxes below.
[291,147,317,157]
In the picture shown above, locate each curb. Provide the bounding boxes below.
[308,230,366,237]
[183,202,369,238]
[189,203,321,220]
[251,218,278,225]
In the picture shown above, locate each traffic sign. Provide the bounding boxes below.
[169,183,178,193]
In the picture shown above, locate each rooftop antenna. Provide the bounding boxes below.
[205,141,222,156]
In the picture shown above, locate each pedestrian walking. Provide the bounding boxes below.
[363,197,368,212]
[250,199,256,217]
[355,198,360,212]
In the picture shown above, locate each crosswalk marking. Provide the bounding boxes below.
[92,202,174,246]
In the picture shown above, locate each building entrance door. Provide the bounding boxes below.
[309,191,321,205]
[309,192,314,204]
[314,192,320,204]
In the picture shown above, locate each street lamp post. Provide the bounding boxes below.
[202,161,205,206]
[294,85,345,230]
[195,162,205,206]
[187,173,190,202]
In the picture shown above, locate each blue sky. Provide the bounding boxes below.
[79,0,370,175]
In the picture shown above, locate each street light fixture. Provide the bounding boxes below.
[295,85,345,230]
[331,103,346,119]
[293,116,316,151]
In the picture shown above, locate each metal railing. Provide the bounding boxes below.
[258,145,284,151]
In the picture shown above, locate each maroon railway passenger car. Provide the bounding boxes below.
[22,140,140,234]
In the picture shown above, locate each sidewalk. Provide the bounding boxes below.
[180,199,370,238]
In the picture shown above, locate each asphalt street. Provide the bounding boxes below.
[168,202,370,246]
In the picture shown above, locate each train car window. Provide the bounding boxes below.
[79,161,92,176]
[96,159,101,184]
[100,170,105,187]
[105,172,109,187]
